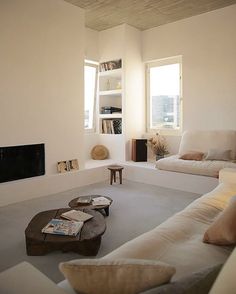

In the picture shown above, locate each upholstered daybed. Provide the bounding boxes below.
[156,130,236,177]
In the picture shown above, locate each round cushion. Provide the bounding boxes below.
[91,145,109,160]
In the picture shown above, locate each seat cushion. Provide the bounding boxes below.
[156,155,236,177]
[59,258,176,294]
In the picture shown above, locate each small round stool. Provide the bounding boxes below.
[108,165,124,185]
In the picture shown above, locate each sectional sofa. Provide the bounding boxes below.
[1,168,236,293]
[156,130,236,177]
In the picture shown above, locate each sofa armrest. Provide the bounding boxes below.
[0,262,67,294]
[219,168,236,185]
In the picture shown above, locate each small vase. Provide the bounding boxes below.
[156,154,164,161]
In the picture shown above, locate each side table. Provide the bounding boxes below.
[108,165,124,185]
[68,195,112,216]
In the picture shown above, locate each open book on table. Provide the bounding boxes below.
[41,219,83,236]
[61,209,93,222]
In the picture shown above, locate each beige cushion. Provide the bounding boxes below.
[59,258,176,294]
[205,149,232,161]
[209,248,236,294]
[179,130,236,159]
[179,151,204,161]
[203,196,236,245]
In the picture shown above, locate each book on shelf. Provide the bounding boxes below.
[92,197,111,206]
[41,219,83,236]
[99,59,122,72]
[61,209,93,222]
[76,196,92,205]
[113,119,122,134]
[102,119,122,134]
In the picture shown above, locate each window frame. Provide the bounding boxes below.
[84,60,98,133]
[146,56,182,135]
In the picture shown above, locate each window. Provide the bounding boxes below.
[146,57,182,133]
[84,60,98,131]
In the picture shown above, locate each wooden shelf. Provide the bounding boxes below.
[99,68,122,77]
[99,113,122,119]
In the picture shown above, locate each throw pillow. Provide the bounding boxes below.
[203,196,236,245]
[179,151,204,161]
[140,263,222,294]
[205,149,231,161]
[59,258,176,294]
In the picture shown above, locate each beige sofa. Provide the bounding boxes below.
[1,168,236,294]
[156,130,236,177]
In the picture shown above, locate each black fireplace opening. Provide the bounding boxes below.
[0,143,45,183]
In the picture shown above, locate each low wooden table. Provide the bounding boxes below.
[25,208,106,256]
[68,195,113,216]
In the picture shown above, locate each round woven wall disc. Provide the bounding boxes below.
[91,145,109,160]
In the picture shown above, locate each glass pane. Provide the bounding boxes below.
[150,63,180,129]
[84,65,97,129]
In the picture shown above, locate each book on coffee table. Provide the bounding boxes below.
[61,209,93,222]
[41,219,83,236]
[76,196,92,204]
[92,197,111,206]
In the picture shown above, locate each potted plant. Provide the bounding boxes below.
[147,133,169,160]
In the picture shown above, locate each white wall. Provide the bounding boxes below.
[85,28,99,61]
[142,4,236,152]
[0,0,85,202]
[99,25,126,61]
[124,25,145,160]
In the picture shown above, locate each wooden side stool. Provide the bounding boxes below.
[108,165,124,185]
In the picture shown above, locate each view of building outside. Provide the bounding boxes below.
[150,63,180,129]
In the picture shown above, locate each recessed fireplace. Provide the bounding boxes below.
[0,143,45,183]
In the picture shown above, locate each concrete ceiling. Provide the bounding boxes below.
[64,0,236,31]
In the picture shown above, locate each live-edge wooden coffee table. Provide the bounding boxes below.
[25,208,106,256]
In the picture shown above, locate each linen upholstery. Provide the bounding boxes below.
[209,247,236,294]
[156,130,236,177]
[59,258,176,294]
[203,196,236,245]
[141,263,222,294]
[205,149,232,161]
[103,177,236,280]
[179,130,236,159]
[156,155,236,177]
